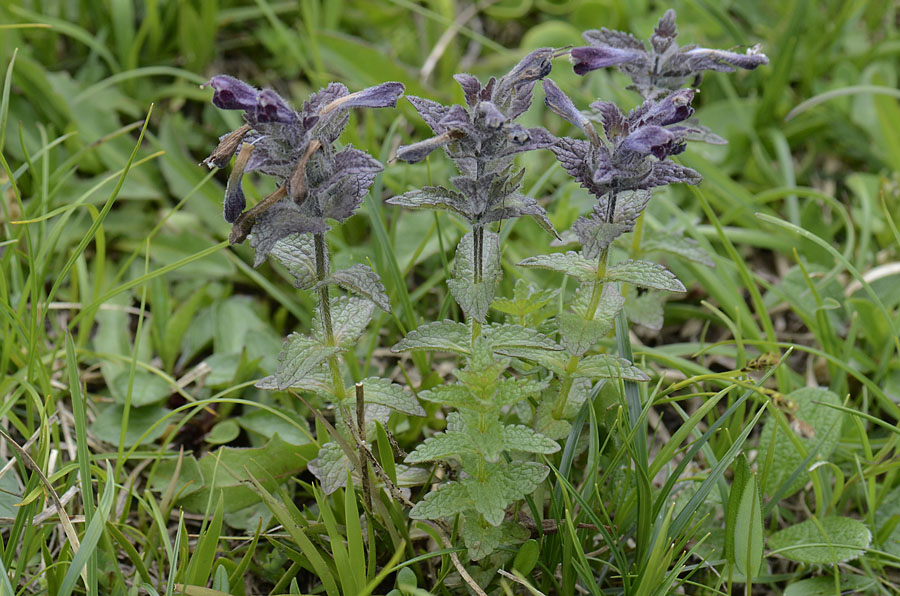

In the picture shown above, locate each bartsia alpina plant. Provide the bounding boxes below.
[202,76,430,499]
[570,8,769,98]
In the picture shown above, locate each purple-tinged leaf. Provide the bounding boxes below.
[454,73,483,107]
[650,9,678,54]
[406,95,450,133]
[250,203,328,267]
[623,125,675,156]
[542,79,592,136]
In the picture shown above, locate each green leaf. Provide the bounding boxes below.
[729,466,763,577]
[460,514,504,561]
[463,461,549,526]
[447,230,501,323]
[758,387,843,498]
[604,259,686,293]
[269,233,318,289]
[494,378,549,408]
[237,410,312,446]
[275,333,341,390]
[91,403,171,447]
[391,320,470,355]
[517,251,598,282]
[501,424,560,454]
[152,435,314,513]
[783,574,876,596]
[625,291,666,331]
[185,492,224,587]
[205,420,240,445]
[572,218,633,260]
[353,377,425,416]
[58,463,115,596]
[557,312,612,357]
[484,323,561,352]
[769,516,871,564]
[315,296,374,348]
[387,185,470,219]
[418,385,484,411]
[326,264,392,313]
[308,442,351,495]
[574,354,650,381]
[491,279,557,318]
[405,431,476,463]
[408,480,473,520]
[513,539,540,574]
[641,232,716,267]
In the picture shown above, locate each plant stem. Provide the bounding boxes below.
[355,382,373,512]
[314,232,347,401]
[552,246,610,419]
[473,224,483,284]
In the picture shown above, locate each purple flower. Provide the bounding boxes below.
[543,84,701,221]
[390,49,564,236]
[201,77,405,255]
[571,9,768,98]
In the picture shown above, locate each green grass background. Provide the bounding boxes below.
[1,0,899,594]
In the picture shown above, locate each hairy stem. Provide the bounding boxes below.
[314,232,347,401]
[552,246,610,419]
[473,224,483,284]
[355,382,373,512]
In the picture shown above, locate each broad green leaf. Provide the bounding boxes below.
[314,296,374,348]
[0,460,21,518]
[152,435,314,512]
[783,574,876,596]
[641,232,716,267]
[501,424,560,454]
[574,354,650,381]
[270,233,318,290]
[484,323,561,352]
[513,539,540,574]
[308,442,350,495]
[557,311,612,357]
[625,290,666,331]
[391,320,470,354]
[494,377,548,408]
[91,404,171,447]
[418,385,484,411]
[408,480,473,520]
[205,420,240,445]
[275,333,341,390]
[463,461,549,526]
[875,484,900,558]
[572,218,633,259]
[491,279,557,318]
[534,379,590,439]
[769,516,871,564]
[405,431,476,463]
[326,264,392,313]
[110,370,171,407]
[352,377,425,416]
[758,387,843,498]
[447,231,501,323]
[256,369,331,394]
[604,259,686,293]
[517,251,598,282]
[460,513,504,561]
[237,410,312,446]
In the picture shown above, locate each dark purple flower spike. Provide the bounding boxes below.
[201,77,405,256]
[571,9,768,98]
[390,48,567,237]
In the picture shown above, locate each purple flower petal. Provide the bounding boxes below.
[622,125,675,156]
[570,46,643,76]
[257,89,296,124]
[204,75,258,111]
